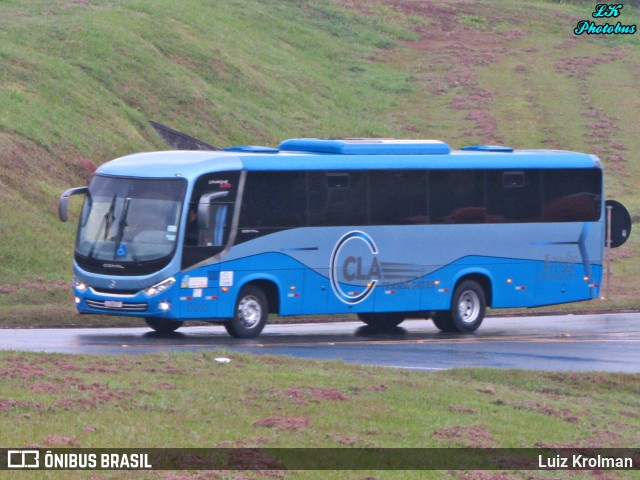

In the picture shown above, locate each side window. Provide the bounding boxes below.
[308,171,367,226]
[543,169,602,222]
[369,170,428,225]
[430,170,485,224]
[487,170,542,222]
[238,171,307,231]
[182,172,239,269]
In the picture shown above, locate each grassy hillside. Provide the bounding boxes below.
[1,0,639,322]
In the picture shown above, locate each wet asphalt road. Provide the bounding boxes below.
[1,313,639,372]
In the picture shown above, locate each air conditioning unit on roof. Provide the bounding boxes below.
[278,138,451,155]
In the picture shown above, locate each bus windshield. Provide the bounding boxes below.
[76,176,186,273]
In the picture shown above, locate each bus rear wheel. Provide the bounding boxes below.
[145,318,183,334]
[357,313,405,329]
[432,280,486,333]
[225,285,268,338]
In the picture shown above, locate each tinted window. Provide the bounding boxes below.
[239,172,307,229]
[487,170,542,222]
[308,171,367,226]
[369,170,428,225]
[430,170,485,224]
[543,169,601,222]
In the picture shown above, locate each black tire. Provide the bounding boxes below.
[433,280,486,333]
[145,318,183,333]
[431,311,456,332]
[224,285,268,338]
[357,313,405,329]
[451,280,486,332]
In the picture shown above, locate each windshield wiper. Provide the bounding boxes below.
[112,198,142,265]
[113,197,131,260]
[87,194,116,260]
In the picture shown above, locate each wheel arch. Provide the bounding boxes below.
[237,277,280,315]
[453,271,493,308]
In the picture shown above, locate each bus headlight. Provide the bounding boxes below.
[144,277,176,297]
[74,279,88,292]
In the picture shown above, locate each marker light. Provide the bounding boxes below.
[143,277,176,297]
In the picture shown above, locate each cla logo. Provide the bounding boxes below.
[330,231,380,304]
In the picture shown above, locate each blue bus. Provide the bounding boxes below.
[59,137,629,338]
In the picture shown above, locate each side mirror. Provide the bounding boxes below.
[197,191,229,229]
[59,186,88,222]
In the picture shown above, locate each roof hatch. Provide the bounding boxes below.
[224,145,279,153]
[461,145,514,153]
[278,138,451,155]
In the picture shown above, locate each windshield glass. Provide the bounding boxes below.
[76,176,187,273]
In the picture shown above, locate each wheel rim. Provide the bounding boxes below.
[237,295,262,329]
[457,290,480,324]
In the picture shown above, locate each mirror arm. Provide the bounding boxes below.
[197,191,229,229]
[59,186,89,222]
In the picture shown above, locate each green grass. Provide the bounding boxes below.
[1,0,640,323]
[0,351,638,479]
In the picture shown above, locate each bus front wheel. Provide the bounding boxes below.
[145,318,183,334]
[432,280,486,333]
[225,285,268,338]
